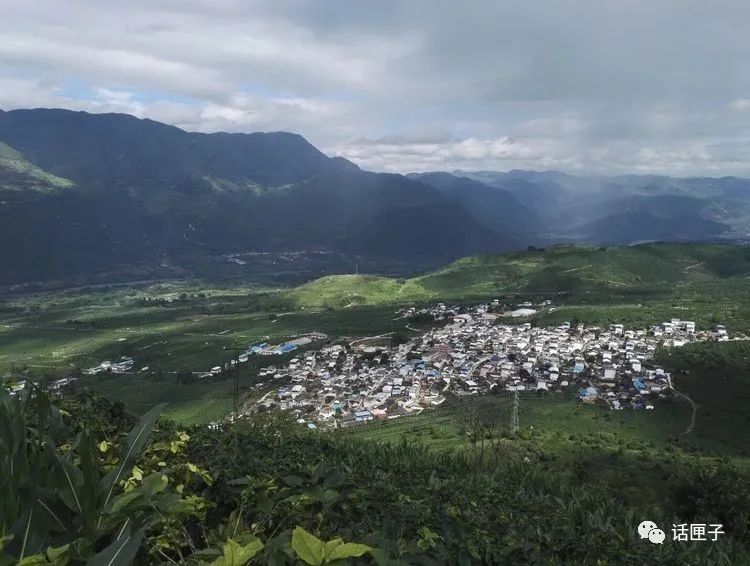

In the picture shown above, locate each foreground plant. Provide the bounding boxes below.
[1,386,383,565]
[0,385,183,564]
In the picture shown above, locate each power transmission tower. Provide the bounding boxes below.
[223,346,245,421]
[511,390,519,433]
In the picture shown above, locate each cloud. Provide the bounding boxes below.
[2,1,750,175]
[731,99,750,111]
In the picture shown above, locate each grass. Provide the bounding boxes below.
[73,372,240,424]
[283,275,431,309]
[659,341,750,458]
[0,285,413,375]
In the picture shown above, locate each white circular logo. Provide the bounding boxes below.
[648,528,666,544]
[637,520,658,539]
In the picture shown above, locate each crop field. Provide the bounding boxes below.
[0,285,415,375]
[0,284,430,423]
[340,392,693,451]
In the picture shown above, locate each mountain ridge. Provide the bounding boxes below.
[3,107,750,288]
[0,109,519,286]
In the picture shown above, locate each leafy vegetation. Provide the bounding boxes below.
[0,386,377,565]
[2,241,750,562]
[4,349,750,564]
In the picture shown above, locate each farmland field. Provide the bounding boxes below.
[0,283,427,422]
[340,391,693,450]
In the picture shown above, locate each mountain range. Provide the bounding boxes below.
[1,108,749,287]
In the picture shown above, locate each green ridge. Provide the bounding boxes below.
[281,243,750,308]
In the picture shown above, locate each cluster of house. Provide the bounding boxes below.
[249,333,326,356]
[5,376,77,397]
[250,341,435,427]
[202,333,328,377]
[248,302,730,426]
[84,356,135,375]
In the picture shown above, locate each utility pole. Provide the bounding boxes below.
[511,390,519,433]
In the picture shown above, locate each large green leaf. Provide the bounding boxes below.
[50,445,84,516]
[99,403,166,522]
[77,430,100,526]
[326,542,372,562]
[291,527,325,566]
[210,537,264,566]
[86,528,144,566]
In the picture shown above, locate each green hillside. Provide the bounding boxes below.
[0,140,74,191]
[283,274,432,308]
[282,243,750,308]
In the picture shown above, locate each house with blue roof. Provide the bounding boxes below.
[579,386,598,400]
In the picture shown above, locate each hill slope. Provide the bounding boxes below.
[0,141,74,192]
[4,108,750,287]
[280,243,750,308]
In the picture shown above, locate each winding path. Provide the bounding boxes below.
[674,388,697,434]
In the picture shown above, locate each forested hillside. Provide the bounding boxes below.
[0,109,515,286]
[2,381,748,564]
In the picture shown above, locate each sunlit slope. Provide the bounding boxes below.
[281,243,750,308]
[282,274,433,308]
[0,141,74,191]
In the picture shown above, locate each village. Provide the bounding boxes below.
[29,301,732,429]
[248,302,731,428]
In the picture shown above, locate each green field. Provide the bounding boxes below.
[341,392,693,451]
[0,285,412,375]
[0,284,423,423]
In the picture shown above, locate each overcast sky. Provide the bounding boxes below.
[2,0,750,175]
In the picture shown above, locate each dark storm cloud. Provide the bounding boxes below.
[1,0,750,174]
